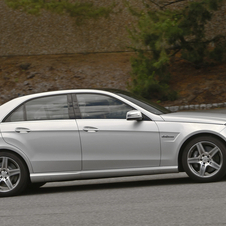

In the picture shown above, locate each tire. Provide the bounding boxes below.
[0,152,28,197]
[182,136,226,182]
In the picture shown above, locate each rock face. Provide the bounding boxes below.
[1,52,226,107]
[0,53,132,104]
[167,60,226,107]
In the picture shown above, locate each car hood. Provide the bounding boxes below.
[160,111,226,125]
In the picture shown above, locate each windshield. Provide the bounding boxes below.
[115,91,171,115]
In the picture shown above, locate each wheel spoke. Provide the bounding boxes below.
[1,157,8,169]
[8,168,20,177]
[4,177,14,190]
[199,164,207,176]
[210,161,221,170]
[196,142,206,155]
[209,146,219,158]
[188,157,200,164]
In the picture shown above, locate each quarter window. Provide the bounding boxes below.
[5,105,25,122]
[76,94,134,119]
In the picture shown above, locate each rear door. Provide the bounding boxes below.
[1,94,81,173]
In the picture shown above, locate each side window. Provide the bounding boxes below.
[25,95,70,121]
[76,94,134,119]
[4,95,71,122]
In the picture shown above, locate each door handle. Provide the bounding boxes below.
[15,127,31,134]
[83,126,98,132]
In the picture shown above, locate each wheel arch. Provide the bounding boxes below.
[0,148,32,180]
[178,132,226,172]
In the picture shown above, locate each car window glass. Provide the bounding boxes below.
[25,95,70,121]
[4,105,25,122]
[117,93,170,115]
[76,94,134,119]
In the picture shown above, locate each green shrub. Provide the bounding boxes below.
[4,0,114,24]
[127,0,225,101]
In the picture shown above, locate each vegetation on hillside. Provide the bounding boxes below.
[126,0,226,101]
[4,0,114,24]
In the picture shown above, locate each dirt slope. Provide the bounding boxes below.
[0,52,226,107]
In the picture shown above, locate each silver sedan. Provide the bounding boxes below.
[1,89,226,197]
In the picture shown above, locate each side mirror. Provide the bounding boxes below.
[126,110,143,121]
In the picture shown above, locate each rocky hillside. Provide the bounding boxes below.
[1,52,226,108]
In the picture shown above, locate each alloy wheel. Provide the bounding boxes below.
[182,136,226,182]
[0,156,21,193]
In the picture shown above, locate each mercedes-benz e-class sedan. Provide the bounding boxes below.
[1,89,226,197]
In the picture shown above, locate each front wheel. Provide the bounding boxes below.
[182,136,226,182]
[0,152,28,197]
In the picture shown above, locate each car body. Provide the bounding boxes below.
[1,89,226,197]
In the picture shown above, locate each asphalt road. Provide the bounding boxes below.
[2,108,226,226]
[2,173,226,226]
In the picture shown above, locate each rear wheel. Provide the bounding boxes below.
[182,136,226,182]
[0,152,28,197]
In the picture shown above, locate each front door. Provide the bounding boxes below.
[75,93,160,171]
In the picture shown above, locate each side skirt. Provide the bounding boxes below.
[30,166,178,183]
